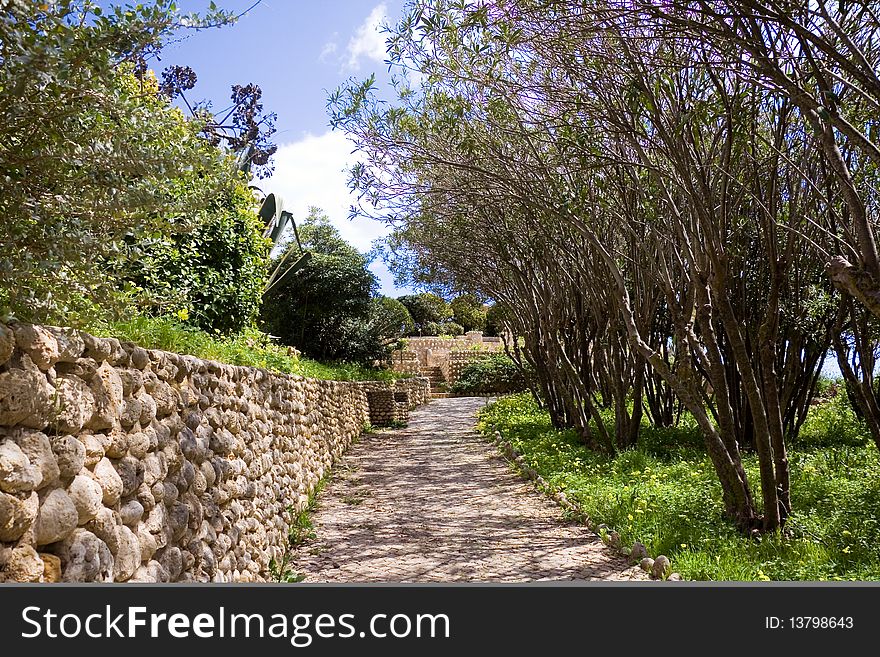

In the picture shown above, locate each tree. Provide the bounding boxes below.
[629,0,880,318]
[0,0,259,326]
[397,293,452,334]
[261,209,376,360]
[329,0,859,533]
[369,296,415,344]
[260,209,408,363]
[484,303,508,337]
[450,294,487,332]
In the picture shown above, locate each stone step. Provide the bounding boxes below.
[431,392,453,398]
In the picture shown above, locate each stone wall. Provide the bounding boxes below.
[0,323,428,583]
[388,350,421,376]
[390,332,504,377]
[360,377,429,410]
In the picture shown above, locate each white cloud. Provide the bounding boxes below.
[261,130,412,296]
[318,36,338,63]
[345,3,388,71]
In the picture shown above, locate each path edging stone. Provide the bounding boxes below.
[489,429,683,582]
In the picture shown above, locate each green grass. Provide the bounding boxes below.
[478,393,880,581]
[82,314,403,381]
[289,478,326,547]
[268,476,330,583]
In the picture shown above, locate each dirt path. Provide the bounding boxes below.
[289,397,645,582]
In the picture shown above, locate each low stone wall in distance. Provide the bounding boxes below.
[388,350,421,376]
[390,332,505,379]
[0,323,428,583]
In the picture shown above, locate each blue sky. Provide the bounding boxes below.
[158,1,412,295]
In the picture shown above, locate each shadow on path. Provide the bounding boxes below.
[289,397,645,582]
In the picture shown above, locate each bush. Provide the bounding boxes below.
[450,353,530,394]
[124,180,270,335]
[0,2,239,325]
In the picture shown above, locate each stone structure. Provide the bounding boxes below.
[0,323,428,583]
[390,332,505,393]
[366,390,397,426]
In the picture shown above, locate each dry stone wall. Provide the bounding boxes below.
[388,350,421,376]
[390,333,506,384]
[0,323,428,583]
[401,334,503,354]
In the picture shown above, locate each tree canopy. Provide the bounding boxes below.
[260,208,414,363]
[0,1,273,334]
[331,0,880,534]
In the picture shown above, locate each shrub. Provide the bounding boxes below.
[0,1,239,325]
[450,353,530,394]
[124,179,270,335]
[369,296,415,345]
[484,302,510,337]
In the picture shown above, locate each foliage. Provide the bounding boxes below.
[450,294,487,332]
[87,314,402,381]
[397,292,452,334]
[479,394,880,580]
[270,476,329,583]
[368,296,415,347]
[329,0,878,532]
[261,208,409,365]
[450,353,530,395]
[267,554,305,584]
[261,209,376,360]
[123,177,270,335]
[288,477,327,547]
[484,303,508,337]
[0,0,239,325]
[425,320,463,336]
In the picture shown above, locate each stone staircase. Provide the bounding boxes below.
[420,365,450,398]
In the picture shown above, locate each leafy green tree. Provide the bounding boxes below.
[261,208,395,363]
[450,294,487,332]
[397,292,452,335]
[330,0,848,532]
[0,0,242,325]
[484,303,509,337]
[425,320,464,336]
[369,296,415,343]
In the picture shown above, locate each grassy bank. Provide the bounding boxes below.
[477,393,880,580]
[83,315,402,382]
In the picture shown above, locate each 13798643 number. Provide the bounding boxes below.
[789,617,854,629]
